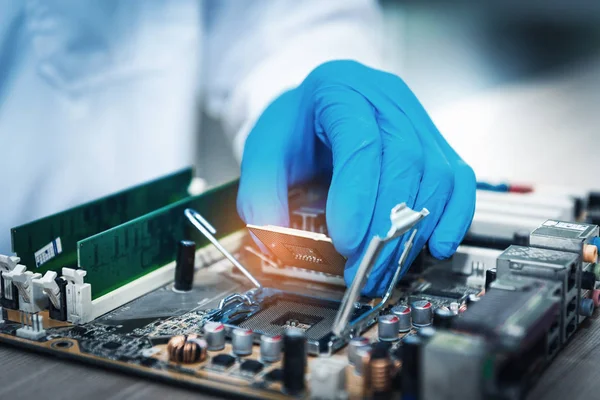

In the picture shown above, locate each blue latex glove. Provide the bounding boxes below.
[237,60,476,296]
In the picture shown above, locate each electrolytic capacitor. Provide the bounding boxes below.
[417,326,436,341]
[485,268,497,291]
[354,345,372,376]
[411,300,433,328]
[513,230,530,246]
[260,334,282,363]
[232,328,254,356]
[401,335,422,399]
[173,240,196,292]
[378,314,400,342]
[347,336,370,366]
[433,307,455,329]
[283,328,307,395]
[391,305,412,332]
[204,321,226,351]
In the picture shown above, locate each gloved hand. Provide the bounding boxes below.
[237,60,476,296]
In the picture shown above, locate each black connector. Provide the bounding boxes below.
[49,277,68,321]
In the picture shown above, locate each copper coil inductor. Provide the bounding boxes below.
[167,334,207,364]
[366,343,393,396]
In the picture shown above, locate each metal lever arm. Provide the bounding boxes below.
[332,203,429,337]
[184,208,261,288]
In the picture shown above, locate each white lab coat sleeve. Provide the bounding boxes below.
[203,0,384,162]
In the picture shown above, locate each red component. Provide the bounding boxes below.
[509,184,534,194]
[423,302,432,309]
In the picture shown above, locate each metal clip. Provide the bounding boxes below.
[332,203,429,338]
[184,208,261,289]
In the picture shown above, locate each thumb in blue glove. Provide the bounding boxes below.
[237,60,476,297]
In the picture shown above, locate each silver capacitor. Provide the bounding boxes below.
[391,305,412,333]
[347,336,370,366]
[204,322,226,351]
[232,328,254,356]
[260,334,282,362]
[378,314,400,341]
[411,300,433,328]
[353,345,372,376]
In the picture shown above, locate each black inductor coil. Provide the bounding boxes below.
[174,240,196,292]
[283,328,307,395]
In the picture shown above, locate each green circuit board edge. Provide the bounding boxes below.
[10,168,194,276]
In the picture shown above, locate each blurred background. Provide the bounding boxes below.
[199,0,600,189]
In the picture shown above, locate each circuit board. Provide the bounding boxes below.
[1,170,599,399]
[0,252,474,399]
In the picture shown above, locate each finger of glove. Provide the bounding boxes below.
[389,80,476,259]
[342,105,424,296]
[237,93,298,230]
[405,138,455,265]
[313,87,382,257]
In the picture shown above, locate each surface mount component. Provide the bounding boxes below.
[247,225,347,275]
[211,354,236,369]
[240,359,263,374]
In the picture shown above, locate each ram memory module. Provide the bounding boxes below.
[11,168,193,276]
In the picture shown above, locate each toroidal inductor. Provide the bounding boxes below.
[167,334,207,363]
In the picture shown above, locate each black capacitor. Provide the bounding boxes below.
[589,192,600,208]
[485,268,497,291]
[401,335,422,400]
[283,328,307,395]
[513,230,530,246]
[433,308,454,329]
[574,197,584,219]
[48,277,68,321]
[417,326,436,341]
[174,240,196,292]
[581,271,596,290]
[0,275,19,310]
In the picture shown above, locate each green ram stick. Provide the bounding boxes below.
[77,180,243,299]
[11,168,193,275]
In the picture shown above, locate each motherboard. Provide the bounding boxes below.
[1,168,599,399]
